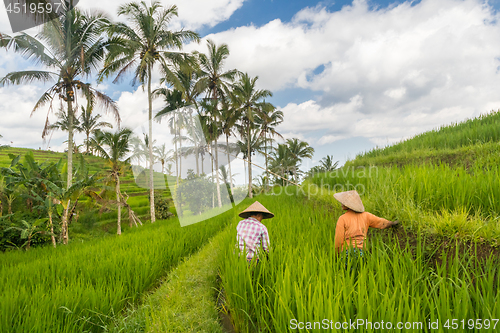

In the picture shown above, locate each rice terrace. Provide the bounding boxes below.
[1,0,500,332]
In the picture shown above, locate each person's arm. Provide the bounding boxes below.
[334,217,345,253]
[261,227,270,253]
[367,212,398,229]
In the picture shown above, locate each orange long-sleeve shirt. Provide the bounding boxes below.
[334,210,392,252]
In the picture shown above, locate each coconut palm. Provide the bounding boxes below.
[92,128,133,235]
[219,103,240,199]
[256,103,283,190]
[154,143,173,174]
[0,4,119,189]
[155,89,186,186]
[195,40,239,205]
[78,105,113,154]
[99,1,199,223]
[199,99,224,207]
[232,73,272,198]
[48,107,81,133]
[236,128,267,188]
[286,138,315,182]
[269,143,296,186]
[319,155,339,172]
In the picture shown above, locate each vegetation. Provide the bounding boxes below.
[0,2,119,189]
[0,213,229,333]
[219,192,500,333]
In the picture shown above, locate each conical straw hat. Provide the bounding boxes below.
[239,201,274,219]
[333,190,365,213]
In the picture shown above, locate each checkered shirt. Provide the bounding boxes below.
[236,217,270,261]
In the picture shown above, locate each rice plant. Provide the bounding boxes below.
[0,212,233,333]
[220,193,500,332]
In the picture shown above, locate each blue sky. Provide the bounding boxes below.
[2,0,500,175]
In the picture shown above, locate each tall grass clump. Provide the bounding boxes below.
[0,212,233,333]
[220,192,500,332]
[306,162,500,243]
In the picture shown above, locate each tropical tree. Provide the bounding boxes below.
[48,107,81,133]
[78,105,113,154]
[232,73,272,197]
[319,155,339,172]
[154,143,173,174]
[155,88,185,184]
[285,138,315,182]
[92,128,133,235]
[199,99,223,207]
[236,128,267,188]
[0,3,119,189]
[256,103,283,190]
[269,143,296,186]
[195,39,239,103]
[99,1,199,223]
[195,40,239,205]
[219,103,240,199]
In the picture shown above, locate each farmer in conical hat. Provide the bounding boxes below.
[236,201,274,263]
[333,190,398,255]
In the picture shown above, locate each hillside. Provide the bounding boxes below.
[0,147,173,241]
[347,110,500,168]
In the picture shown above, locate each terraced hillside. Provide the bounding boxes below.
[347,110,500,168]
[0,147,173,239]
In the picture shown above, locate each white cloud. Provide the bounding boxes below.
[78,0,246,31]
[199,0,500,150]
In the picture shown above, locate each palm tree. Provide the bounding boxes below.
[256,103,283,190]
[0,4,119,189]
[48,107,82,133]
[219,103,240,199]
[236,128,267,189]
[199,99,224,207]
[99,1,199,223]
[319,155,339,172]
[269,143,296,186]
[154,143,173,174]
[92,128,133,235]
[196,40,239,205]
[195,39,239,103]
[232,73,272,198]
[286,138,315,182]
[78,105,113,154]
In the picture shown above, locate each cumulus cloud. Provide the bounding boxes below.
[197,0,500,150]
[77,0,246,31]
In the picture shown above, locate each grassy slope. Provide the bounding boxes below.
[0,147,174,239]
[348,109,500,168]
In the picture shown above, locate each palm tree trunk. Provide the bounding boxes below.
[48,209,56,248]
[148,66,155,223]
[174,115,179,184]
[195,148,200,176]
[247,122,252,198]
[177,114,183,217]
[86,131,90,155]
[226,134,234,202]
[116,173,121,235]
[67,99,73,190]
[210,141,215,208]
[265,129,268,191]
[62,199,70,245]
[214,138,222,207]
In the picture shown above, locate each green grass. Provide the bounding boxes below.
[0,147,173,240]
[219,192,500,333]
[107,207,247,333]
[306,161,500,245]
[357,109,500,161]
[0,213,230,333]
